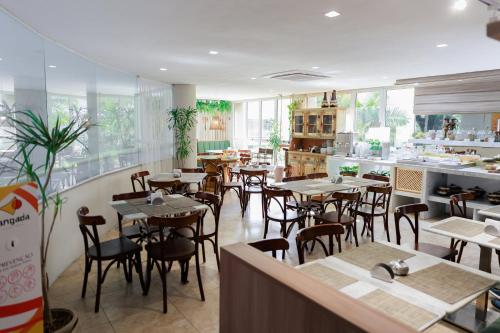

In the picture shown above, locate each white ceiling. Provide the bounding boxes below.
[1,0,500,100]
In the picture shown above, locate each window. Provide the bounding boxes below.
[261,99,276,144]
[279,98,291,142]
[247,101,260,148]
[385,88,414,147]
[233,102,246,148]
[355,91,381,141]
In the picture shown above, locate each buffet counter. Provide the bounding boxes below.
[327,156,500,219]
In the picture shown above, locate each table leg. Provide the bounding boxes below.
[476,246,492,321]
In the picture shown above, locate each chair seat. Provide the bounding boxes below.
[316,211,355,225]
[286,200,322,210]
[355,205,386,216]
[224,182,243,188]
[146,238,195,261]
[88,237,141,260]
[122,224,159,239]
[245,185,263,193]
[267,209,304,222]
[417,242,457,260]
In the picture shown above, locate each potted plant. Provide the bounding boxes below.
[368,139,382,157]
[168,107,198,167]
[268,120,285,181]
[3,110,91,332]
[339,165,359,177]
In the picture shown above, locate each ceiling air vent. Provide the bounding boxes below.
[263,70,331,82]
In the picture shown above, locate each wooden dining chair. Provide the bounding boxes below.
[241,169,267,217]
[450,192,475,263]
[394,203,457,261]
[314,191,361,246]
[202,172,223,195]
[218,165,243,210]
[148,179,182,194]
[144,212,204,313]
[112,191,158,242]
[296,224,345,264]
[181,168,204,173]
[201,158,222,174]
[357,186,392,243]
[262,186,306,240]
[248,238,289,259]
[195,192,222,271]
[131,170,150,192]
[77,206,145,312]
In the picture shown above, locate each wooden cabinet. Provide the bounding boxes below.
[286,152,327,177]
[306,112,321,137]
[292,111,305,137]
[292,108,337,139]
[321,112,335,138]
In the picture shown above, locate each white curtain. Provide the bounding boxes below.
[137,78,173,174]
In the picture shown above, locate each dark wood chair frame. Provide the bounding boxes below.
[450,192,477,263]
[148,179,182,195]
[217,165,243,210]
[296,224,345,264]
[202,172,223,196]
[241,169,267,218]
[248,238,290,259]
[358,186,392,243]
[77,206,145,312]
[394,203,457,261]
[131,170,150,192]
[144,212,205,313]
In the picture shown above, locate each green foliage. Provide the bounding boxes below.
[196,99,232,114]
[268,121,281,163]
[287,98,302,139]
[339,165,359,174]
[98,96,136,149]
[355,93,380,142]
[385,106,409,146]
[370,170,390,177]
[168,107,198,162]
[2,109,91,326]
[368,139,382,151]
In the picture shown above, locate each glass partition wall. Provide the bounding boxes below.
[0,9,172,193]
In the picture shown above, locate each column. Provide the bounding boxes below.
[172,84,197,168]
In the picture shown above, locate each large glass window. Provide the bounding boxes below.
[261,99,276,144]
[247,101,260,148]
[355,91,381,141]
[385,88,414,147]
[279,98,291,142]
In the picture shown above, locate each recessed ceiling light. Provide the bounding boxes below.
[312,66,320,70]
[0,58,3,61]
[325,10,341,18]
[453,0,467,11]
[48,65,56,68]
[160,67,168,71]
[250,77,257,80]
[436,43,448,48]
[209,50,219,55]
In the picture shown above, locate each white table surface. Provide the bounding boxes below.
[423,216,500,251]
[297,241,500,331]
[478,205,500,220]
[151,172,207,184]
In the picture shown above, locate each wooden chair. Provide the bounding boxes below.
[263,186,306,240]
[308,173,328,179]
[112,191,158,242]
[148,179,182,195]
[314,191,361,246]
[248,238,289,259]
[241,169,267,217]
[201,158,221,174]
[362,173,390,182]
[195,192,222,271]
[450,192,475,263]
[131,170,150,192]
[394,203,457,261]
[218,165,243,210]
[296,224,345,264]
[77,206,145,312]
[282,175,323,221]
[202,172,223,195]
[181,168,204,173]
[357,186,392,243]
[145,212,204,313]
[180,168,204,195]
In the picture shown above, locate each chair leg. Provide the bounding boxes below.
[263,218,269,239]
[353,221,359,247]
[135,251,146,295]
[81,257,91,298]
[195,246,205,301]
[383,216,391,242]
[457,241,467,263]
[370,216,375,242]
[214,235,221,272]
[145,257,152,295]
[201,240,206,263]
[161,260,168,313]
[94,260,102,313]
[181,260,190,284]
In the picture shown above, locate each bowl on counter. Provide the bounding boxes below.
[435,184,462,197]
[465,186,486,199]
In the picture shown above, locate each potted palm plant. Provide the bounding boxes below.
[2,110,91,332]
[168,107,198,167]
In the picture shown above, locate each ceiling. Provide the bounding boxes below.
[1,0,500,100]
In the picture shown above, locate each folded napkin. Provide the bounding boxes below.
[485,218,500,237]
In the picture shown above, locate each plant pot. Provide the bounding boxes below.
[340,171,357,177]
[47,308,78,333]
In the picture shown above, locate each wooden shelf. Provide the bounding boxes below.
[428,194,496,210]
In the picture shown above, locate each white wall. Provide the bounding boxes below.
[45,159,171,284]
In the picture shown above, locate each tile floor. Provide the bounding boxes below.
[49,191,500,332]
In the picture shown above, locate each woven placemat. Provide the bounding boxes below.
[359,289,438,330]
[298,263,357,290]
[137,204,175,217]
[126,198,148,206]
[432,219,484,238]
[113,203,140,216]
[398,263,496,304]
[335,242,415,270]
[423,321,468,333]
[489,237,500,246]
[166,197,200,209]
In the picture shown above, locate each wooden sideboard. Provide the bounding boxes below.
[287,151,327,177]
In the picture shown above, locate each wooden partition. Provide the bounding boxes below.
[220,243,418,333]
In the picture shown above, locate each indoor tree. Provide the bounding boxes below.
[268,120,282,164]
[168,106,198,166]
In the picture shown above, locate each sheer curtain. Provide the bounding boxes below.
[137,78,173,174]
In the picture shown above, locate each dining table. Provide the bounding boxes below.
[422,216,500,330]
[297,241,500,332]
[150,172,207,185]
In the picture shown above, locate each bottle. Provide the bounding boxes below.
[330,89,337,108]
[321,92,329,108]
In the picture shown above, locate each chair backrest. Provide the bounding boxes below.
[308,173,328,179]
[296,224,344,264]
[364,185,392,215]
[77,206,106,258]
[195,191,222,230]
[181,168,204,173]
[262,186,296,220]
[362,173,390,183]
[148,212,201,251]
[450,192,475,218]
[112,191,148,233]
[131,170,150,192]
[202,173,223,195]
[248,238,289,258]
[394,203,429,249]
[323,191,361,222]
[148,179,182,194]
[201,158,222,174]
[241,169,267,188]
[238,149,251,154]
[282,175,307,182]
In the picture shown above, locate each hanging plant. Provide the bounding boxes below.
[196,100,232,114]
[168,107,198,165]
